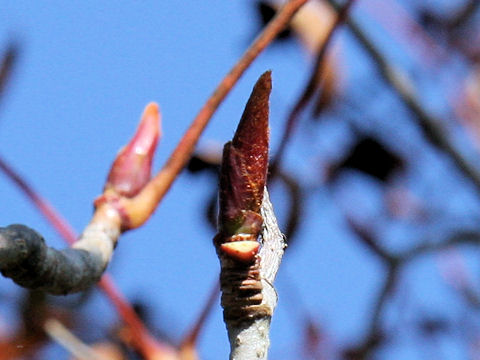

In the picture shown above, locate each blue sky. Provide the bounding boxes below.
[0,1,478,359]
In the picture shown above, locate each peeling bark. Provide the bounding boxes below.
[226,190,285,360]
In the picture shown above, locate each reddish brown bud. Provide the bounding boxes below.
[218,71,271,235]
[105,103,161,198]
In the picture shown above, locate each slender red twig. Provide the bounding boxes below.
[125,0,309,227]
[0,155,174,359]
[0,43,18,106]
[0,156,77,244]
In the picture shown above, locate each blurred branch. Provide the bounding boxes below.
[0,42,18,107]
[326,0,480,197]
[344,229,480,358]
[98,277,178,360]
[369,267,397,335]
[363,0,443,65]
[343,266,396,359]
[346,217,396,263]
[276,171,303,242]
[399,229,480,260]
[446,0,480,29]
[271,0,355,175]
[44,318,108,360]
[179,281,219,359]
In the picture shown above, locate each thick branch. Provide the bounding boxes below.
[0,204,121,295]
[0,156,175,359]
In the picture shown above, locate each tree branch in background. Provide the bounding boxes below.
[178,281,219,359]
[214,72,286,359]
[0,42,18,107]
[326,0,480,197]
[445,0,480,29]
[44,318,109,360]
[271,0,356,176]
[344,214,480,358]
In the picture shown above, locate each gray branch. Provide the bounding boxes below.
[227,189,286,360]
[0,220,119,295]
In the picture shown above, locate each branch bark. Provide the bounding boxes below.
[226,189,285,360]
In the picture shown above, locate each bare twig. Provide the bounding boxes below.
[399,230,480,260]
[343,266,397,359]
[346,217,396,263]
[362,0,443,65]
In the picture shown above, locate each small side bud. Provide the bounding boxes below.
[105,102,161,198]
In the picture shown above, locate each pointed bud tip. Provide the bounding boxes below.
[233,71,271,148]
[249,70,272,104]
[258,70,272,90]
[143,102,160,120]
